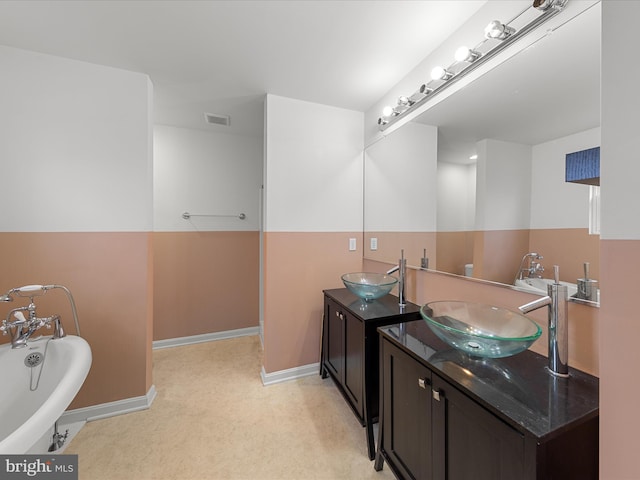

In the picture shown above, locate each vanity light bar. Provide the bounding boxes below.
[378,0,569,130]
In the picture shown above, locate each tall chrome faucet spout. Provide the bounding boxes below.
[519,265,569,377]
[386,249,406,308]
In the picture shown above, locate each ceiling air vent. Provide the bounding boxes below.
[204,113,230,127]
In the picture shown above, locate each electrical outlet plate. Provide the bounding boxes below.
[370,237,378,251]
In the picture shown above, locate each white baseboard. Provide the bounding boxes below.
[261,363,319,386]
[152,326,260,350]
[61,384,157,424]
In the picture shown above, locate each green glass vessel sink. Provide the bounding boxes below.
[341,272,398,302]
[421,301,542,358]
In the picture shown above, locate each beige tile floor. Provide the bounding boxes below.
[65,335,396,480]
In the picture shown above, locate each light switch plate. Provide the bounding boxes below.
[349,238,357,251]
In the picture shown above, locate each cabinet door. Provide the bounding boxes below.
[432,374,525,480]
[325,299,344,381]
[381,339,433,480]
[343,311,363,417]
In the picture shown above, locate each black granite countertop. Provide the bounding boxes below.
[324,288,422,322]
[379,320,599,442]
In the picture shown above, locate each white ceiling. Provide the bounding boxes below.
[0,0,487,136]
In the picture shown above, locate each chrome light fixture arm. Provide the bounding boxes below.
[378,0,569,130]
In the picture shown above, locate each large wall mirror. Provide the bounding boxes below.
[364,3,600,302]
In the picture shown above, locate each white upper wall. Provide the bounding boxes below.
[365,122,438,232]
[530,127,600,230]
[264,95,363,232]
[475,139,532,231]
[0,45,153,232]
[153,125,263,231]
[437,162,476,232]
[601,2,640,240]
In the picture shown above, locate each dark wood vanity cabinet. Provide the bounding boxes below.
[324,296,364,416]
[379,339,434,480]
[320,288,422,460]
[376,321,599,480]
[431,373,526,480]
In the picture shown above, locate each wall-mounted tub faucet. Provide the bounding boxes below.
[515,252,545,283]
[386,250,406,308]
[0,284,79,349]
[519,265,569,377]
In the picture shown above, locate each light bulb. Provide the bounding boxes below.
[382,106,394,117]
[430,66,453,81]
[455,46,480,63]
[484,20,515,40]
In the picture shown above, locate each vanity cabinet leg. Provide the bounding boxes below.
[364,368,376,460]
[374,452,384,471]
[320,312,329,378]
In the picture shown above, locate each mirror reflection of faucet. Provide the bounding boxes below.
[420,249,429,270]
[515,252,545,283]
[577,262,598,301]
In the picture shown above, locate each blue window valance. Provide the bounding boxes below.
[565,146,600,186]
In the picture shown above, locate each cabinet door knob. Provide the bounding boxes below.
[339,312,344,320]
[432,389,442,402]
[418,377,431,389]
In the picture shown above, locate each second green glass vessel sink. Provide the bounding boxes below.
[421,301,542,358]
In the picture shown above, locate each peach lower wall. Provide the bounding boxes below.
[473,229,530,284]
[436,231,474,276]
[529,228,600,282]
[152,231,260,340]
[430,228,599,285]
[0,232,153,409]
[485,227,600,284]
[262,232,363,373]
[600,239,640,478]
[362,258,599,377]
[363,231,436,269]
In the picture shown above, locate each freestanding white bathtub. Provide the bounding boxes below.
[0,335,91,454]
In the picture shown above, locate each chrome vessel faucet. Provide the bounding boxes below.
[386,249,406,308]
[519,265,569,377]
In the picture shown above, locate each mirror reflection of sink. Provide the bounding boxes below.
[341,272,398,302]
[515,277,578,298]
[420,301,542,358]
